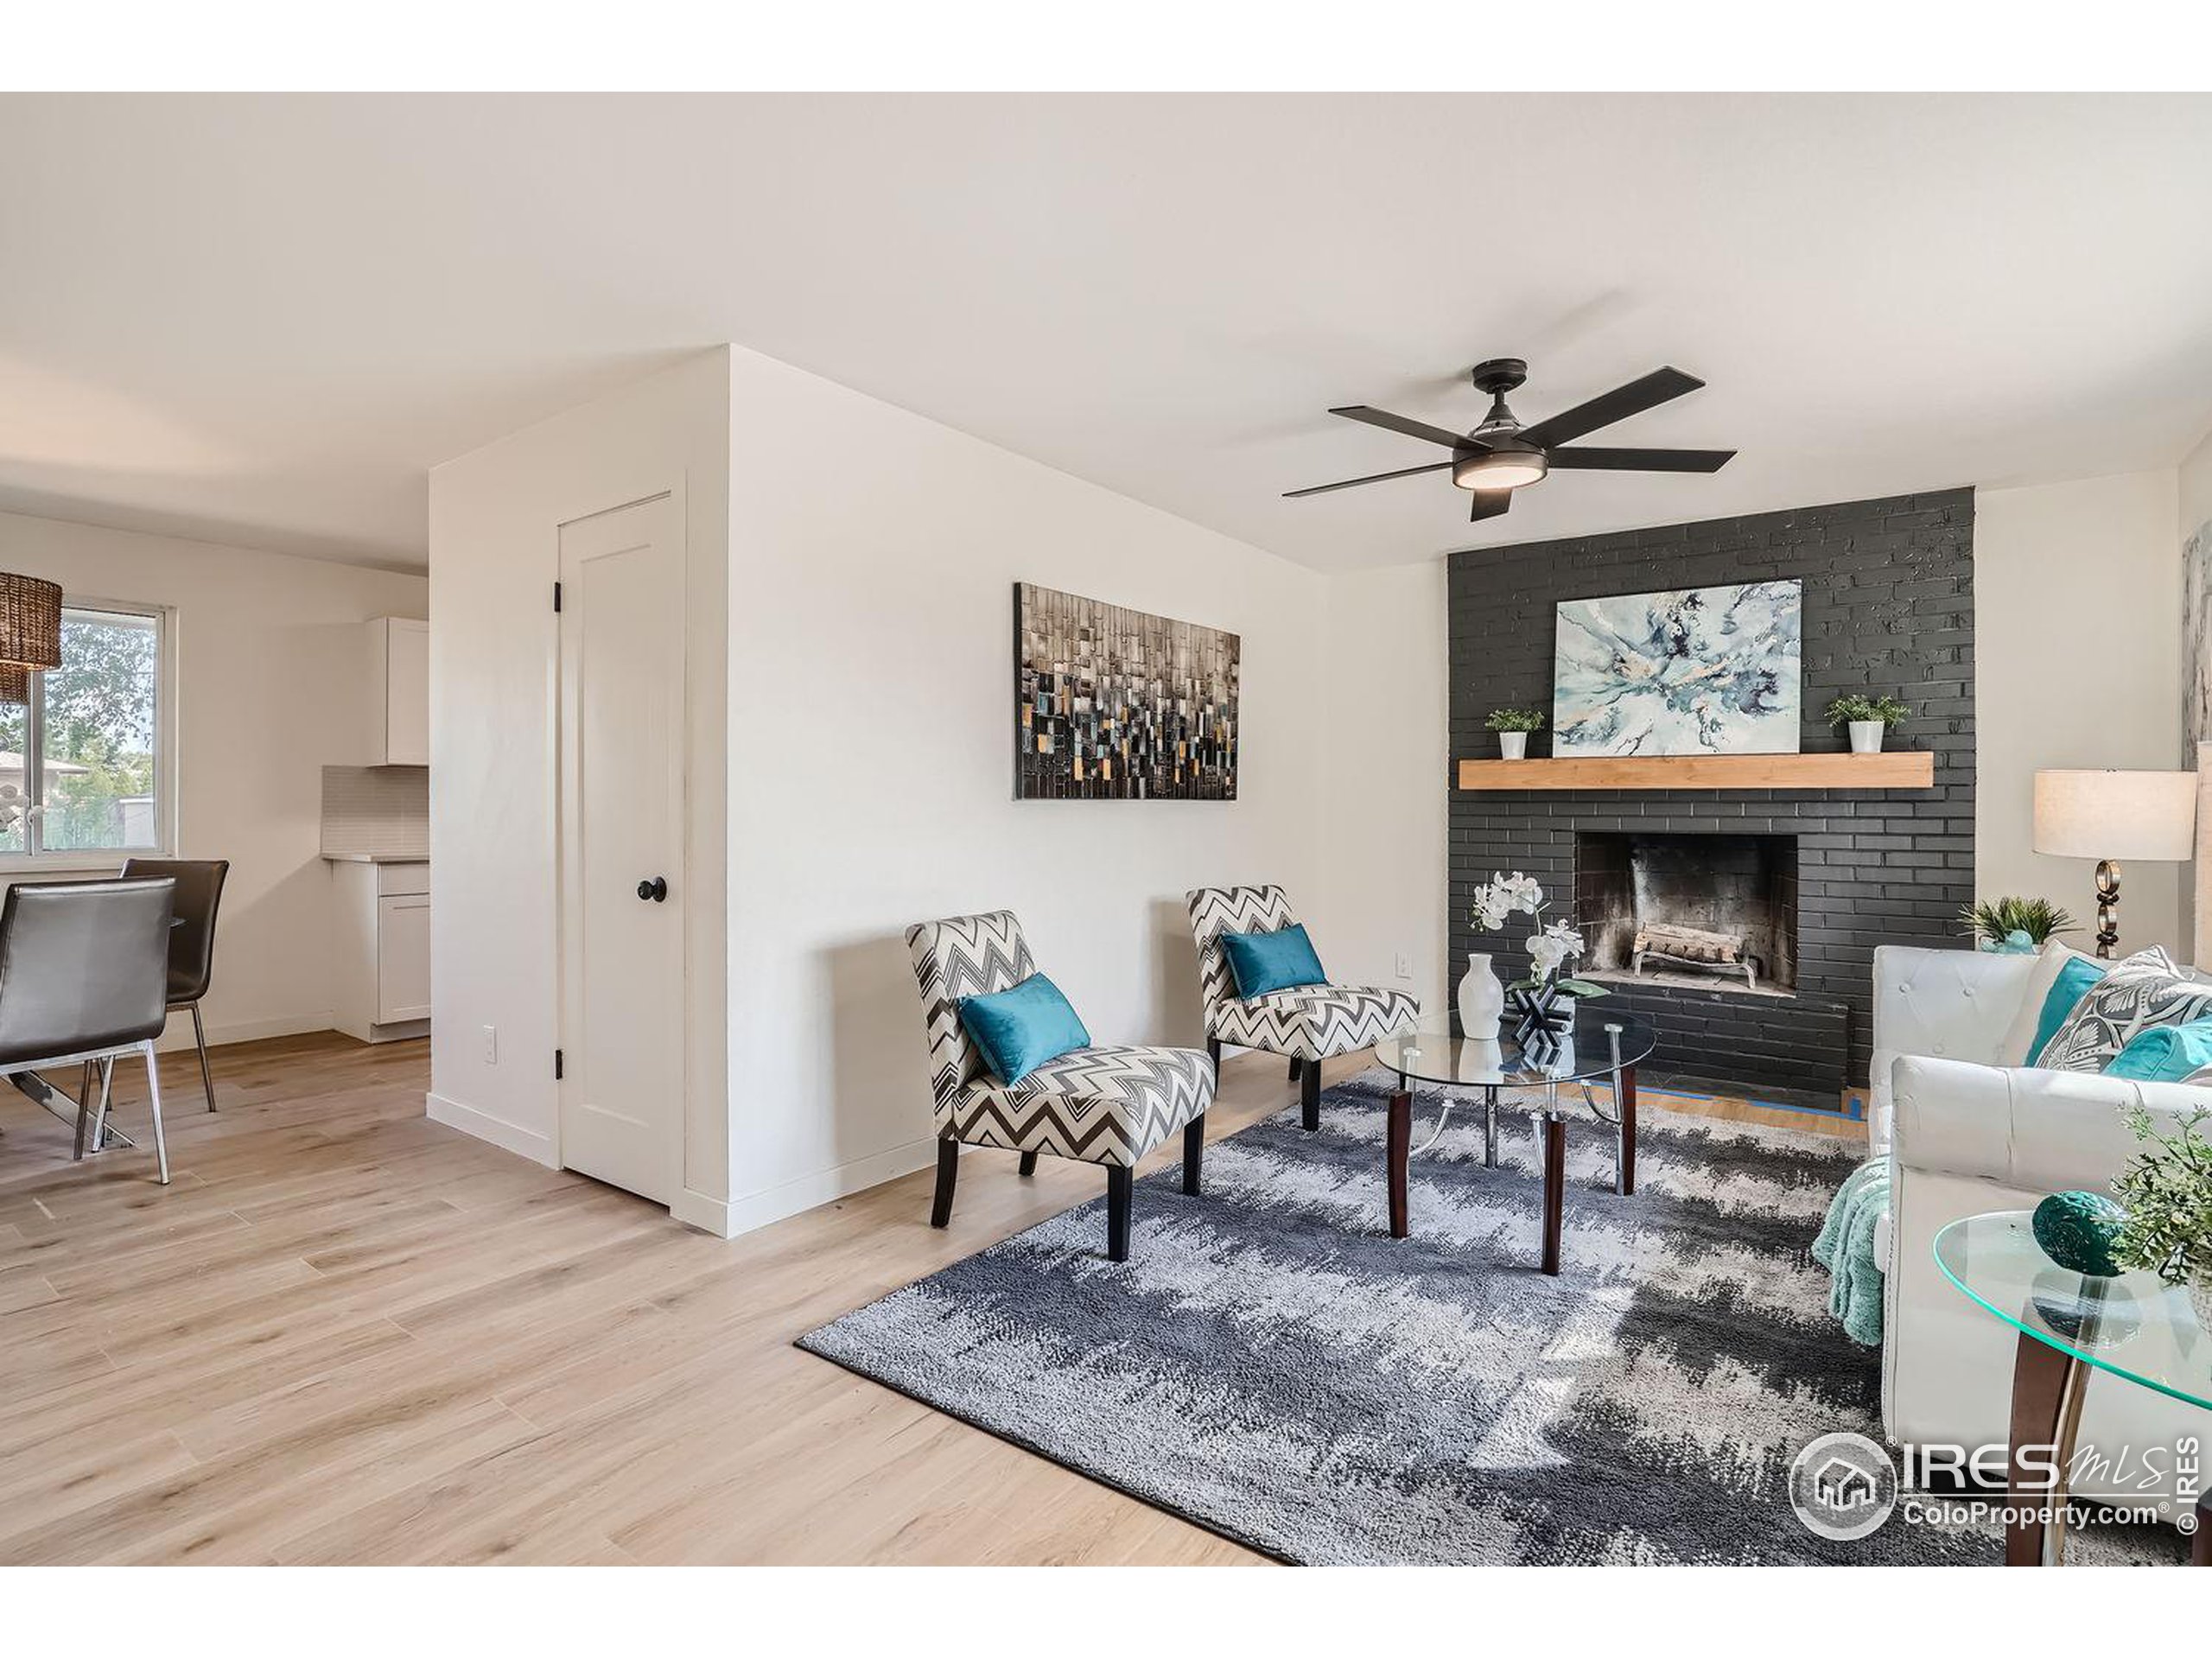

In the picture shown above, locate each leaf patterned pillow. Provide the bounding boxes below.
[2037,950,2212,1073]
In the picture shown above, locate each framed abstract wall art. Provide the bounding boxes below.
[1014,582,1238,800]
[1553,579,1802,756]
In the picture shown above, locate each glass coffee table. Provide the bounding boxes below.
[1933,1211,2212,1566]
[1372,1007,1656,1274]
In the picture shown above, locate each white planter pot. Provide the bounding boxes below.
[2189,1275,2212,1334]
[1457,952,1504,1041]
[1498,731,1529,760]
[1847,720,1885,754]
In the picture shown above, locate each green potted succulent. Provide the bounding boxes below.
[1485,707,1545,760]
[1825,694,1910,755]
[2112,1103,2212,1329]
[1957,896,2076,955]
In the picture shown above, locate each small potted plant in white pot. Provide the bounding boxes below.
[2112,1103,2212,1329]
[1486,707,1544,760]
[1825,694,1910,755]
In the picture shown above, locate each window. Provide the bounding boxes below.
[0,601,170,862]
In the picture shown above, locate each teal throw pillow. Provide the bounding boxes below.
[2101,1020,2212,1084]
[958,974,1091,1087]
[1221,925,1327,999]
[2027,955,2109,1065]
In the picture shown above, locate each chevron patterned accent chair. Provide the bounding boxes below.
[905,909,1214,1262]
[1185,885,1419,1131]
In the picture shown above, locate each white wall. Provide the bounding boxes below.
[2181,425,2212,543]
[0,508,426,1048]
[426,351,729,1226]
[1312,561,1449,1021]
[722,345,1326,1233]
[1974,471,2184,957]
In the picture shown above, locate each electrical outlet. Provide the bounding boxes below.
[1394,951,1412,981]
[482,1024,498,1065]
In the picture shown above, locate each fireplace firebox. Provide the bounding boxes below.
[1575,832,1799,995]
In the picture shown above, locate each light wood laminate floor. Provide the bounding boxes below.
[0,1033,1862,1564]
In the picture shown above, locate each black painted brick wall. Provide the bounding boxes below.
[1446,488,1975,1091]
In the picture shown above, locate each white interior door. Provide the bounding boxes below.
[558,493,684,1205]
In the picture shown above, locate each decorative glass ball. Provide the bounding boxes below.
[2031,1190,2128,1278]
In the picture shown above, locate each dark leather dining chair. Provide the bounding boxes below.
[121,857,228,1113]
[0,876,177,1184]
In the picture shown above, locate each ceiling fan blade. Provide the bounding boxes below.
[1518,367,1705,448]
[1469,489,1512,523]
[1547,446,1736,474]
[1283,460,1454,499]
[1329,405,1482,452]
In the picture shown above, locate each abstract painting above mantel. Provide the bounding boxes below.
[1553,579,1802,757]
[1014,582,1238,801]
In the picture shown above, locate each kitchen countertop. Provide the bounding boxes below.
[321,853,430,864]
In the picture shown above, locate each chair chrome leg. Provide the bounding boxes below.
[190,1003,216,1112]
[143,1043,168,1185]
[72,1060,95,1160]
[91,1058,115,1151]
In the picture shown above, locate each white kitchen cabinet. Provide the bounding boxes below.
[331,858,430,1042]
[357,617,429,767]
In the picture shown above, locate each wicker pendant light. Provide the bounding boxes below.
[0,662,29,704]
[0,573,61,671]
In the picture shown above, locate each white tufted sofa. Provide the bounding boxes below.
[1872,944,2212,1516]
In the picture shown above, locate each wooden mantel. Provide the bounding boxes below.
[1456,752,1936,791]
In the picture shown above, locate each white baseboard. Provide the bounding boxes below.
[425,1090,558,1168]
[669,1187,736,1236]
[721,1135,942,1238]
[156,1009,336,1053]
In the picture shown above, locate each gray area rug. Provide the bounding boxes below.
[798,1069,2178,1565]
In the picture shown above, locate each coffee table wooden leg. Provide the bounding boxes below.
[2005,1327,2088,1566]
[1616,1065,1637,1197]
[1540,1111,1567,1275]
[1386,1089,1411,1238]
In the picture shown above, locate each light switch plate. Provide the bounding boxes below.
[1394,952,1412,981]
[482,1024,498,1065]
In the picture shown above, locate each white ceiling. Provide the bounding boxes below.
[3,92,2211,575]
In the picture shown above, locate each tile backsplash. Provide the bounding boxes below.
[321,766,429,859]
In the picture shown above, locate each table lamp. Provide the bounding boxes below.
[2031,769,2197,957]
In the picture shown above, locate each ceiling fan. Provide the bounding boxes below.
[1287,359,1736,523]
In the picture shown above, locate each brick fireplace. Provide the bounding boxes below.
[1446,489,1974,1097]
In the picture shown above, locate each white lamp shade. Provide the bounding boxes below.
[2032,769,2197,861]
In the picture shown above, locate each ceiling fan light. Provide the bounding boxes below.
[1452,447,1549,492]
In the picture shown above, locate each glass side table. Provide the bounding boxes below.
[1933,1211,2212,1566]
[1372,1008,1656,1274]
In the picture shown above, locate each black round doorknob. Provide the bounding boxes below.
[638,876,668,903]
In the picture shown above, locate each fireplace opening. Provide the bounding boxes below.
[1575,831,1799,996]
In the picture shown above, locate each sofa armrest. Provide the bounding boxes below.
[1891,1054,2212,1191]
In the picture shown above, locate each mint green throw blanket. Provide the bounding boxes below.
[1812,1159,1890,1347]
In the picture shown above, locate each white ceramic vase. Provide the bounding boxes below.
[1847,720,1885,754]
[1458,952,1504,1041]
[1498,731,1528,760]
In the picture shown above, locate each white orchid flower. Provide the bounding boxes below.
[1541,919,1586,957]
